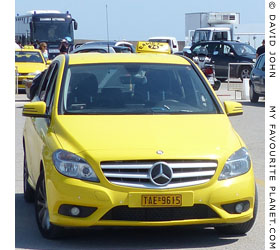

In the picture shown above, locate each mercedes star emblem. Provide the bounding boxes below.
[149,162,173,186]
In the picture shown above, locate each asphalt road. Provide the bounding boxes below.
[15,90,265,250]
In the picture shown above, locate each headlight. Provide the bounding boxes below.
[27,70,42,77]
[52,150,99,182]
[218,147,251,180]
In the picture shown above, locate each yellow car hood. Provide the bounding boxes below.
[54,114,242,160]
[15,62,46,73]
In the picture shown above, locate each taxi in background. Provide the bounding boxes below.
[22,52,257,239]
[136,41,171,54]
[15,45,48,95]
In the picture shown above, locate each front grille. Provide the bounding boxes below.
[101,160,217,189]
[101,205,220,221]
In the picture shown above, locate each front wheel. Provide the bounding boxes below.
[239,66,251,81]
[35,171,63,239]
[215,185,258,235]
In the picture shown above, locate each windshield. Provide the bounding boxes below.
[15,51,44,63]
[193,30,211,44]
[33,21,73,42]
[60,63,218,115]
[231,44,256,56]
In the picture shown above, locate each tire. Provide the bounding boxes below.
[215,185,258,235]
[239,66,251,81]
[23,153,35,203]
[250,84,259,103]
[35,171,63,239]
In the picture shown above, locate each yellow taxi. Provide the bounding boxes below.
[22,53,257,239]
[15,46,48,92]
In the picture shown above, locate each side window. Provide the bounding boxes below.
[205,43,216,54]
[223,45,232,55]
[213,44,222,55]
[257,55,265,70]
[44,64,59,114]
[37,64,56,101]
[221,32,228,41]
[213,32,228,41]
[192,45,202,54]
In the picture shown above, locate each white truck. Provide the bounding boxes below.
[184,12,240,48]
[148,37,179,53]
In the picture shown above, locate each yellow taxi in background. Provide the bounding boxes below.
[15,46,48,93]
[22,53,257,239]
[136,41,171,54]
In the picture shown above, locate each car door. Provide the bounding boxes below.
[24,62,60,185]
[211,43,225,78]
[251,54,265,94]
[212,43,237,79]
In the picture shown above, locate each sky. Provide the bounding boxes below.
[14,0,265,43]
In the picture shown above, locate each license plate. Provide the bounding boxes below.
[48,49,60,53]
[141,194,182,207]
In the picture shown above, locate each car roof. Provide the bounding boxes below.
[195,27,231,31]
[84,41,116,45]
[71,45,114,53]
[15,48,42,53]
[66,53,191,65]
[71,44,132,54]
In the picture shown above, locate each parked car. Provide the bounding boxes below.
[184,41,256,81]
[148,37,179,53]
[22,53,257,239]
[249,53,265,102]
[71,43,132,54]
[15,46,48,91]
[71,44,116,53]
[72,40,135,53]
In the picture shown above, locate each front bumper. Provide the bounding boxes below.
[16,75,34,90]
[45,167,255,228]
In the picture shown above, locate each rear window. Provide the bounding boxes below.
[231,44,256,56]
[60,63,218,115]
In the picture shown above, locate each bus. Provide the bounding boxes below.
[15,10,78,59]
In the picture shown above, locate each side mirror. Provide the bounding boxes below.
[22,101,48,118]
[46,60,52,65]
[262,66,265,71]
[224,101,243,116]
[229,52,235,56]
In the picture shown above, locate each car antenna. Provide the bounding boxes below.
[106,4,110,52]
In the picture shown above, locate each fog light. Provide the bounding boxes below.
[58,204,97,217]
[235,203,245,213]
[70,206,80,216]
[222,200,250,214]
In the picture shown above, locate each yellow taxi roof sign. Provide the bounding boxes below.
[136,41,171,54]
[23,45,35,49]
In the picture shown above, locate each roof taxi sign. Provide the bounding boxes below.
[136,41,171,54]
